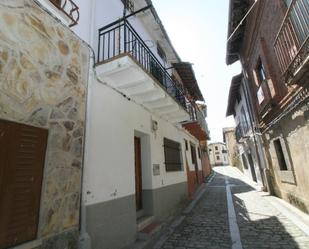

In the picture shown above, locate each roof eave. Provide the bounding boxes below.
[226,73,243,117]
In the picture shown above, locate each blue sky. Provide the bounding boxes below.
[152,0,241,142]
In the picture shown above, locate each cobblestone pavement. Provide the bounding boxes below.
[151,166,309,249]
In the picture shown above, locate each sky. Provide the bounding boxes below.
[152,0,241,142]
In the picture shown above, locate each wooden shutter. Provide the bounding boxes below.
[50,0,62,7]
[0,120,48,248]
[164,138,182,171]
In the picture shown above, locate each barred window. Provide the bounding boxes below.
[164,138,182,171]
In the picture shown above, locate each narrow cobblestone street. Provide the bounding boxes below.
[151,166,309,249]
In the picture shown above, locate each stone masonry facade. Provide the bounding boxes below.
[0,0,89,247]
[238,0,309,213]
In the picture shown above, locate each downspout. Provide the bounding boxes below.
[79,0,97,248]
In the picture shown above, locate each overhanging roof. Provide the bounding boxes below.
[226,73,243,116]
[173,62,204,102]
[144,0,181,62]
[226,0,249,65]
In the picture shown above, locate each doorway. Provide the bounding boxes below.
[134,136,143,211]
[247,152,257,182]
[190,144,199,185]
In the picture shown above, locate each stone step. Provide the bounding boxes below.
[137,222,162,241]
[137,215,155,231]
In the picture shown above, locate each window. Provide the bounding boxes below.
[256,59,267,83]
[274,139,288,171]
[284,0,292,7]
[236,92,242,103]
[121,0,134,12]
[0,120,48,248]
[50,0,61,6]
[215,146,218,150]
[184,139,188,151]
[240,107,249,135]
[216,156,220,160]
[164,138,182,171]
[198,147,201,158]
[241,154,248,169]
[157,42,166,62]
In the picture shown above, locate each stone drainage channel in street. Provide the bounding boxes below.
[148,166,309,249]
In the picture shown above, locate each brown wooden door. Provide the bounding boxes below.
[0,120,48,249]
[190,144,199,184]
[134,137,142,211]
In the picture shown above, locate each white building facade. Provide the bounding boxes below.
[208,142,229,166]
[0,1,208,248]
[70,0,204,248]
[226,74,265,186]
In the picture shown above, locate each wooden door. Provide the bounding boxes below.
[190,144,199,184]
[247,152,257,182]
[134,137,142,211]
[0,120,48,248]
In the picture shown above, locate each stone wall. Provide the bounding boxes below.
[264,101,309,213]
[0,0,89,247]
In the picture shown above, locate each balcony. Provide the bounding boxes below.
[182,104,209,141]
[274,0,309,85]
[49,0,79,27]
[95,19,190,123]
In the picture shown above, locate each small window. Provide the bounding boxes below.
[121,0,134,12]
[216,156,220,160]
[215,146,218,150]
[157,43,166,62]
[284,0,292,7]
[274,139,288,171]
[50,0,61,6]
[164,138,182,171]
[256,59,267,83]
[184,139,188,151]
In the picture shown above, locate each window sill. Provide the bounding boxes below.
[9,239,42,249]
[279,170,296,185]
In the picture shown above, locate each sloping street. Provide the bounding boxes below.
[151,167,309,249]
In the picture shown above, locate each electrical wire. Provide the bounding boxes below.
[262,87,309,133]
[227,0,259,43]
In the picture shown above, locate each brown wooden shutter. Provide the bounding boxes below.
[0,120,48,248]
[164,138,182,171]
[50,0,62,7]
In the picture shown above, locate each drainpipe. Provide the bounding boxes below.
[79,0,97,249]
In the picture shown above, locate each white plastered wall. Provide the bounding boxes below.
[83,77,200,206]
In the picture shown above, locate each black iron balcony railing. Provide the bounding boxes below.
[274,0,309,84]
[49,0,79,27]
[188,104,209,134]
[97,19,188,110]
